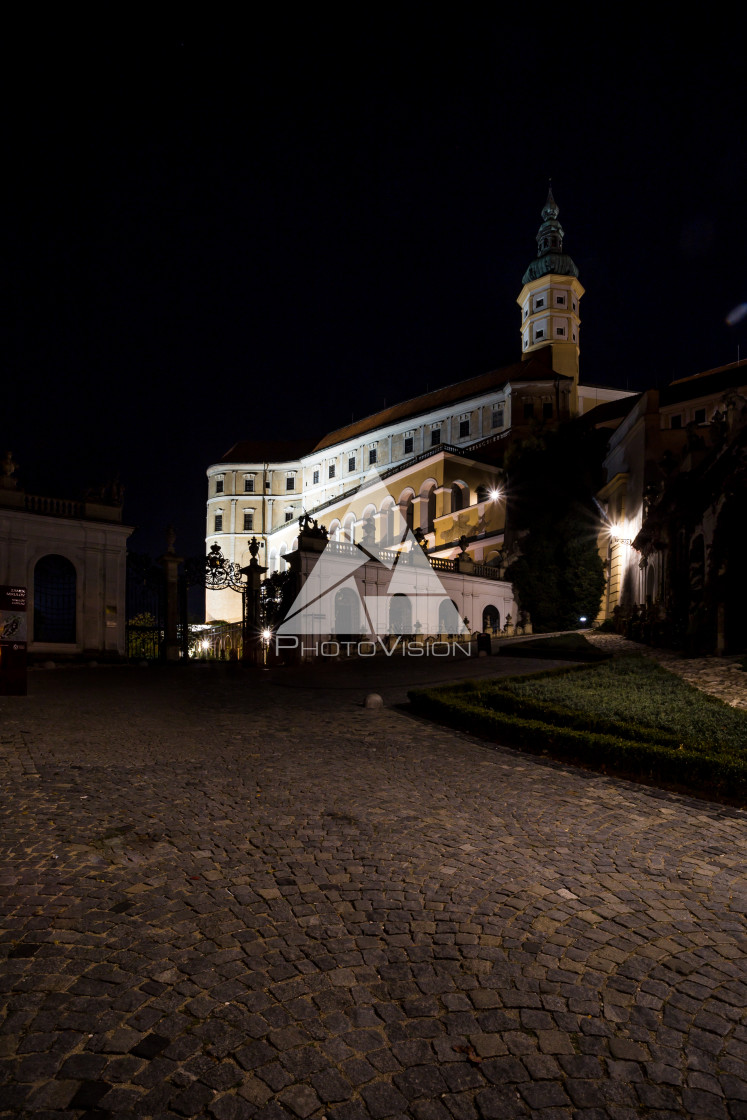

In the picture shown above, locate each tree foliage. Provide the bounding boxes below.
[505,424,606,632]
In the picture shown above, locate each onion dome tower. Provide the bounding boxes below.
[517,185,585,382]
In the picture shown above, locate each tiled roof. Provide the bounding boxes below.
[218,439,318,465]
[662,362,747,406]
[313,352,568,452]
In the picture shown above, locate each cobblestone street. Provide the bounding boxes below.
[2,660,746,1119]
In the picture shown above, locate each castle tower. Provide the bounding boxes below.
[517,186,585,384]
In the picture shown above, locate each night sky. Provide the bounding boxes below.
[6,17,746,565]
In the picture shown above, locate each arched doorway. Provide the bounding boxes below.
[335,588,360,642]
[439,598,461,635]
[34,554,77,643]
[482,605,500,634]
[389,594,412,636]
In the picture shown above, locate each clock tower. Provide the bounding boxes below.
[517,186,584,385]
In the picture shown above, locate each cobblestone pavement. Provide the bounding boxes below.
[2,663,747,1120]
[583,633,747,710]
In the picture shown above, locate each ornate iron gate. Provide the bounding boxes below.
[125,554,166,660]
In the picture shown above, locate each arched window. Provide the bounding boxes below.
[419,480,437,533]
[34,555,76,643]
[342,514,356,543]
[380,498,396,547]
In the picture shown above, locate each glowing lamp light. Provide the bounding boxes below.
[489,489,502,501]
[579,616,587,623]
[261,629,272,641]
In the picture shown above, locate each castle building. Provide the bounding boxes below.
[206,191,632,626]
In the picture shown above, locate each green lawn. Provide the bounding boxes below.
[408,654,747,803]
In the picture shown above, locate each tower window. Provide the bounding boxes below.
[535,298,544,309]
[329,464,336,479]
[312,470,319,484]
[286,475,295,491]
[573,301,577,310]
[536,329,544,339]
[556,295,565,305]
[556,327,565,336]
[244,477,254,493]
[243,511,254,532]
[215,479,224,493]
[214,514,223,532]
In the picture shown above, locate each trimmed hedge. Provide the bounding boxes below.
[408,686,747,804]
[500,633,610,662]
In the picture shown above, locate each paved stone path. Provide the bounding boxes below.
[2,664,747,1119]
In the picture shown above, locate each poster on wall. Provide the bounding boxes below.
[0,585,27,695]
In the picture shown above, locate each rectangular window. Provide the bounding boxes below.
[556,295,565,305]
[329,464,336,479]
[670,415,682,430]
[265,478,271,489]
[404,436,413,454]
[543,402,553,419]
[524,403,535,420]
[556,327,565,336]
[368,448,377,465]
[285,511,294,522]
[535,329,544,339]
[348,456,356,472]
[491,408,504,429]
[459,419,470,438]
[312,469,320,484]
[431,429,441,447]
[214,514,223,532]
[244,477,254,493]
[243,511,253,532]
[694,408,706,424]
[286,475,295,491]
[536,298,544,309]
[215,479,224,493]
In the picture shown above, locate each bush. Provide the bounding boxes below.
[408,656,747,804]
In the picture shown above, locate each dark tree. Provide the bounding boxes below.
[504,424,606,632]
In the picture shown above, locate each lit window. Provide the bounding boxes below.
[312,469,319,484]
[329,464,336,479]
[431,429,441,447]
[404,436,413,454]
[215,478,224,493]
[243,511,253,532]
[214,514,223,532]
[244,477,254,493]
[369,448,377,465]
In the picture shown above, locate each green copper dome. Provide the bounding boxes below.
[522,186,579,284]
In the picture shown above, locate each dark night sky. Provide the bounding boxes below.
[5,16,746,565]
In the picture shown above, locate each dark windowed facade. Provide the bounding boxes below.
[33,554,76,643]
